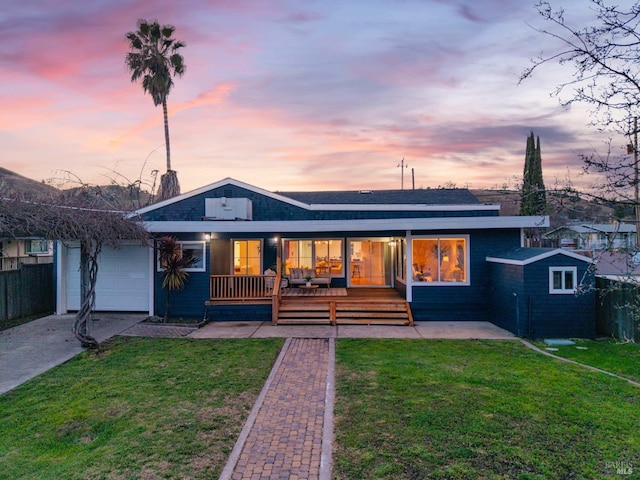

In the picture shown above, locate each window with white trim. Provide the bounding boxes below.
[283,239,344,276]
[411,236,469,285]
[157,241,206,272]
[549,267,577,294]
[233,240,261,275]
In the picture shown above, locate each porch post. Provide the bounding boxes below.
[275,236,282,276]
[406,230,412,303]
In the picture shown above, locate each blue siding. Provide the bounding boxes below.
[410,229,521,321]
[488,263,525,335]
[153,232,210,319]
[141,184,497,222]
[523,257,595,339]
[206,304,271,322]
[488,255,595,338]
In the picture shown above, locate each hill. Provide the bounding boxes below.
[0,168,154,211]
[0,167,58,199]
[472,189,616,227]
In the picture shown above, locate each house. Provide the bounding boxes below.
[544,223,637,251]
[593,250,640,279]
[0,237,53,271]
[54,178,594,336]
[487,248,595,338]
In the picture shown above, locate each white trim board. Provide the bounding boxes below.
[143,215,549,234]
[486,249,593,266]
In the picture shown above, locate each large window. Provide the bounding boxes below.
[157,240,206,272]
[233,240,261,275]
[411,237,468,284]
[549,267,577,294]
[284,239,344,276]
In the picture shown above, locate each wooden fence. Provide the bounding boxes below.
[0,255,53,272]
[596,277,640,342]
[0,264,54,325]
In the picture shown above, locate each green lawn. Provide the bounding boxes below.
[1,337,638,480]
[0,337,284,480]
[535,338,640,383]
[334,339,639,480]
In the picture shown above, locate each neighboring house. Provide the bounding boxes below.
[54,178,595,337]
[593,252,640,343]
[487,248,596,338]
[544,223,636,251]
[593,250,640,280]
[0,237,53,271]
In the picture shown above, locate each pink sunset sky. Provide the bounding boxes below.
[0,0,619,194]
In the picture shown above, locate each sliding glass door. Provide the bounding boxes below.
[348,239,391,287]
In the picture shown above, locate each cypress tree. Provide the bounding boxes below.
[520,131,547,216]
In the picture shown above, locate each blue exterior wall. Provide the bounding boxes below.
[153,232,211,319]
[488,263,526,335]
[410,229,521,321]
[154,228,531,322]
[488,255,595,338]
[140,184,497,222]
[522,256,595,338]
[206,304,272,322]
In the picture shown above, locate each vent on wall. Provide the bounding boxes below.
[205,197,252,220]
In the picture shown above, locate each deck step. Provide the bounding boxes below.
[276,318,332,325]
[274,298,413,326]
[335,300,413,325]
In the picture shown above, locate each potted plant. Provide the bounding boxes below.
[305,275,313,287]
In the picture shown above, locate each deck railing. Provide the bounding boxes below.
[209,274,280,300]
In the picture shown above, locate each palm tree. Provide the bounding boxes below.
[125,19,186,200]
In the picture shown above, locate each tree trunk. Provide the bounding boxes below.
[156,99,181,201]
[163,99,171,172]
[73,240,100,348]
[157,170,180,200]
[164,287,170,323]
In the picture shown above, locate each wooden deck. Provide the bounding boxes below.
[274,288,413,326]
[205,275,412,326]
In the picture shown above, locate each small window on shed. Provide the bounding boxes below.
[549,267,577,294]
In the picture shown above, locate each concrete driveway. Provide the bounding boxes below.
[0,313,146,395]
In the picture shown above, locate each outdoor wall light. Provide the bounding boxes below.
[204,234,211,241]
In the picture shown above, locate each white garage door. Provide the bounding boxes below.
[66,244,150,311]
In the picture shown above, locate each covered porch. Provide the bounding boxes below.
[206,274,412,326]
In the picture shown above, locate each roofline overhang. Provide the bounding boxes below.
[486,248,594,266]
[142,215,549,234]
[305,204,498,212]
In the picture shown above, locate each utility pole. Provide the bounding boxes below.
[397,158,408,190]
[627,117,639,250]
[635,117,639,250]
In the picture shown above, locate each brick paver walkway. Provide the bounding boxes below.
[119,323,197,338]
[220,337,334,480]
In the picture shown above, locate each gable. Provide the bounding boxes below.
[137,178,501,222]
[486,248,594,266]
